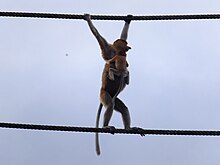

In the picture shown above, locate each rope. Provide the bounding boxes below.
[1,11,220,21]
[1,12,220,136]
[0,122,220,136]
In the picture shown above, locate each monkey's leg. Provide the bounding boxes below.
[114,97,131,129]
[114,98,145,136]
[100,89,114,127]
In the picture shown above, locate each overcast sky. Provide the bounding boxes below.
[1,0,220,165]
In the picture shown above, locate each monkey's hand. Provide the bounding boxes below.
[125,14,133,24]
[123,70,129,78]
[108,70,115,81]
[103,126,116,135]
[84,13,91,21]
[130,127,145,136]
[124,76,129,85]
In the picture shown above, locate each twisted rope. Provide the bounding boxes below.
[0,11,220,21]
[0,122,220,136]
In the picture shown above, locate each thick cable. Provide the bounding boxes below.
[0,122,220,136]
[0,11,220,21]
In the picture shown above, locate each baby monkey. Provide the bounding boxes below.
[108,39,130,82]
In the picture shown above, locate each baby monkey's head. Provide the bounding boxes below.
[113,39,131,52]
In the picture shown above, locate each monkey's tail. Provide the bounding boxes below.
[95,103,103,156]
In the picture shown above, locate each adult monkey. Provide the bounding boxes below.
[84,14,144,155]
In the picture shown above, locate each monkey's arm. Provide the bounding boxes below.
[120,15,132,41]
[84,14,114,60]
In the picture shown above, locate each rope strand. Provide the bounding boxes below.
[0,122,220,136]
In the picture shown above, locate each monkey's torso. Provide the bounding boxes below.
[101,54,129,98]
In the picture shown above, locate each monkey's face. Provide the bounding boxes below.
[113,39,131,52]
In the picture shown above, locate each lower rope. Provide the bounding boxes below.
[0,122,220,136]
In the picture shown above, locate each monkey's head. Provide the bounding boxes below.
[113,39,131,53]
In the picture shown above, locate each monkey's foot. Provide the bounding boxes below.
[103,126,116,135]
[130,127,145,136]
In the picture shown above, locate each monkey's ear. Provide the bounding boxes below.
[125,15,133,24]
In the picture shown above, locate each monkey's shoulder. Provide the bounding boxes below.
[101,46,116,61]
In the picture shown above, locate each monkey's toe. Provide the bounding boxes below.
[131,127,145,136]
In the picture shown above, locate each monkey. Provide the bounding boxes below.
[107,39,130,82]
[84,14,144,156]
[84,14,131,155]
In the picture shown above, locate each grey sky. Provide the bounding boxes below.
[1,0,220,165]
